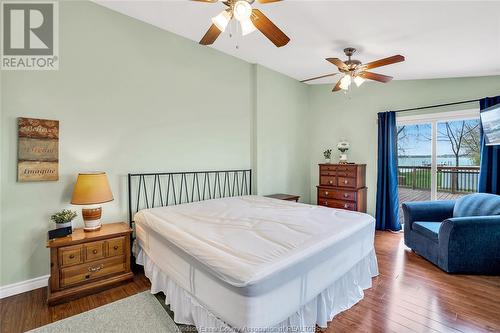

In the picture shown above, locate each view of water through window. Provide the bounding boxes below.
[396,117,480,223]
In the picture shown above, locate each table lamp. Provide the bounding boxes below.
[71,172,114,231]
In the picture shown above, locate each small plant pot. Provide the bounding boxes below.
[325,158,331,164]
[56,221,72,229]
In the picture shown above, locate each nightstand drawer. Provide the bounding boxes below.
[106,237,125,257]
[59,245,83,267]
[84,241,105,262]
[61,256,126,288]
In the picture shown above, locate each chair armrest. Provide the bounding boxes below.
[402,200,455,228]
[438,216,500,274]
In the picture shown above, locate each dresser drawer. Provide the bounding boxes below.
[320,176,336,186]
[319,199,357,211]
[319,189,357,202]
[338,177,356,188]
[84,241,105,262]
[320,171,337,176]
[106,237,125,257]
[320,165,336,172]
[60,256,126,288]
[334,171,356,178]
[59,245,83,267]
[336,165,357,172]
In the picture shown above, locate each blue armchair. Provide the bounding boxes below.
[403,193,500,275]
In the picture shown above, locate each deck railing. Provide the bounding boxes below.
[397,166,480,193]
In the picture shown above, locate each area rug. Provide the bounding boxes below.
[29,292,181,333]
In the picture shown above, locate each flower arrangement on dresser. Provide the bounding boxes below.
[50,209,77,229]
[323,149,332,163]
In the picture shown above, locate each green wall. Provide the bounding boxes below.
[0,1,309,286]
[308,76,500,215]
[254,65,310,202]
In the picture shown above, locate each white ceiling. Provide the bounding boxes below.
[96,0,500,84]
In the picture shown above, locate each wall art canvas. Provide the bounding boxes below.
[18,117,59,182]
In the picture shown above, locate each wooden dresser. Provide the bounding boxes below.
[46,222,133,305]
[317,164,367,213]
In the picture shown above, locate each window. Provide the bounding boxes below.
[396,109,480,222]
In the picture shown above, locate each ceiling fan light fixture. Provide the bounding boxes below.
[339,75,352,90]
[240,17,256,36]
[211,10,231,32]
[354,76,365,87]
[233,0,252,22]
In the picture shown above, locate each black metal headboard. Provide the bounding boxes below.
[127,169,252,227]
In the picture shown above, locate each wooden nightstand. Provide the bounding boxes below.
[265,193,300,202]
[46,222,133,305]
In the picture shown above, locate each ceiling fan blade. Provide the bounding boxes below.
[191,0,219,3]
[326,58,348,71]
[301,73,339,83]
[332,79,342,92]
[251,9,290,47]
[199,24,222,45]
[361,55,405,70]
[358,71,393,83]
[257,0,283,3]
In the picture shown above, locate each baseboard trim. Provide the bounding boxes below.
[0,275,49,299]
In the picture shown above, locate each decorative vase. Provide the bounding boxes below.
[339,153,348,164]
[325,158,331,164]
[56,221,72,229]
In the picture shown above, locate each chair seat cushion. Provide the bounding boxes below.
[453,193,500,218]
[412,221,441,242]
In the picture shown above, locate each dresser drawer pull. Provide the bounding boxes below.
[113,245,119,250]
[92,249,98,254]
[344,203,349,209]
[329,180,333,184]
[324,201,328,205]
[69,254,75,259]
[325,191,329,195]
[88,264,104,273]
[344,180,348,184]
[343,193,349,198]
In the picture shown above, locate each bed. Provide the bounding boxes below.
[128,170,378,332]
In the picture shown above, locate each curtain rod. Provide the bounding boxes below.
[393,98,481,113]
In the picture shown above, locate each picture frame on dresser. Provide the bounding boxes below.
[317,164,367,213]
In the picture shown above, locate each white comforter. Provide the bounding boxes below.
[134,195,375,287]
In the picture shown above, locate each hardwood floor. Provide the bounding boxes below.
[1,232,499,333]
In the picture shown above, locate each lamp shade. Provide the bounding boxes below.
[71,172,114,205]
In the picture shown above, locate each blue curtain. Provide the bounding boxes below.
[478,96,500,194]
[375,111,401,231]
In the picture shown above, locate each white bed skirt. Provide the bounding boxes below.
[136,248,378,333]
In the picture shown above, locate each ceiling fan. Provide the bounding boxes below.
[192,0,290,47]
[301,48,405,92]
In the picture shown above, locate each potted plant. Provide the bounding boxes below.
[50,209,77,229]
[323,149,332,164]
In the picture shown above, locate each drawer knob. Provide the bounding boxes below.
[329,180,333,184]
[324,201,328,205]
[344,203,349,208]
[69,254,75,259]
[92,249,98,254]
[85,274,90,279]
[88,264,104,273]
[325,191,329,195]
[113,245,119,250]
[343,193,349,198]
[344,180,348,184]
